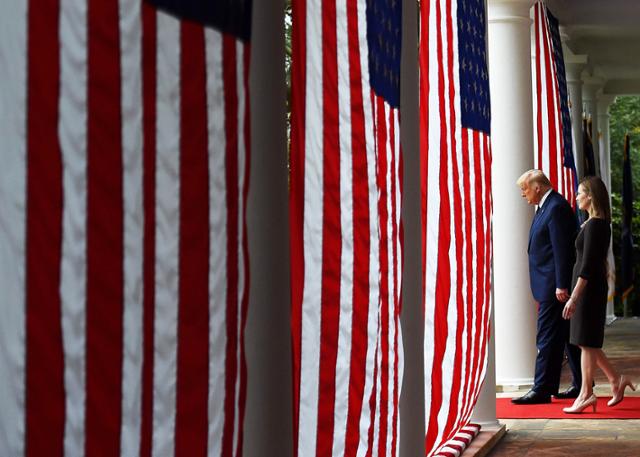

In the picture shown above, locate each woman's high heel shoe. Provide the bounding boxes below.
[608,375,637,407]
[563,394,597,414]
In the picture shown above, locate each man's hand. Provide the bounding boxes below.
[556,288,570,302]
[562,298,576,320]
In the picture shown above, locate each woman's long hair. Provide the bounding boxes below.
[580,176,612,223]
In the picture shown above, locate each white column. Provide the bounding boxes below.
[582,75,603,175]
[597,94,618,324]
[562,49,587,179]
[399,0,425,454]
[471,280,500,427]
[488,0,537,390]
[244,1,293,455]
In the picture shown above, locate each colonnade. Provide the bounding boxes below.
[483,0,619,427]
[245,0,621,450]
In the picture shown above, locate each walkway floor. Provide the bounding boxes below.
[489,317,640,457]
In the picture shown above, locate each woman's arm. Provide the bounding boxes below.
[562,277,587,320]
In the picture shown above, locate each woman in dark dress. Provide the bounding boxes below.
[561,176,636,414]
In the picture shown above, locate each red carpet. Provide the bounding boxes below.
[497,396,640,419]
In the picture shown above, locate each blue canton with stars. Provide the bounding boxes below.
[147,0,252,41]
[458,0,490,134]
[547,8,576,171]
[366,0,402,108]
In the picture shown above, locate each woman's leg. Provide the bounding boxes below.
[594,349,620,392]
[578,346,596,399]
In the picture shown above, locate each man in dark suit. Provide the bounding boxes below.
[512,170,582,404]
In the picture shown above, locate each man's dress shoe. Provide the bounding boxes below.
[510,390,551,405]
[554,386,580,399]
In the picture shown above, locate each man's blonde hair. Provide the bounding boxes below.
[516,169,552,189]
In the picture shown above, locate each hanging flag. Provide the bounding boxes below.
[419,0,493,455]
[583,117,597,177]
[532,2,578,208]
[0,0,251,455]
[621,134,634,314]
[289,0,403,455]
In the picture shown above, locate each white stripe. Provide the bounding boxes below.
[0,1,27,454]
[205,28,227,457]
[58,0,89,453]
[424,0,441,431]
[332,0,354,453]
[152,12,181,457]
[119,0,144,454]
[451,5,469,426]
[298,0,324,452]
[356,0,381,452]
[433,0,458,446]
[233,39,247,457]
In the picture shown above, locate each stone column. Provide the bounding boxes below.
[488,0,537,390]
[563,48,587,179]
[582,75,603,175]
[244,1,293,455]
[399,0,425,455]
[597,94,618,324]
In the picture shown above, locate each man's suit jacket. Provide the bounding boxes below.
[528,190,577,302]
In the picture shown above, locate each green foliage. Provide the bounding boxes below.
[609,96,640,315]
[610,193,640,315]
[609,96,640,196]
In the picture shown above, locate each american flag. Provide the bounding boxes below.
[0,0,250,455]
[289,0,403,455]
[419,0,493,455]
[533,1,578,207]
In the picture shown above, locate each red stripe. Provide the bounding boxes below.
[376,97,390,457]
[344,3,371,455]
[236,42,251,457]
[289,0,307,451]
[140,5,157,456]
[365,338,380,457]
[24,0,65,454]
[475,137,493,404]
[85,0,124,453]
[426,0,452,448]
[366,92,380,457]
[540,7,558,186]
[221,35,239,457]
[460,128,475,423]
[468,131,485,417]
[316,0,341,451]
[175,23,209,457]
[534,4,543,171]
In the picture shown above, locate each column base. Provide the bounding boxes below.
[496,378,534,393]
[606,314,617,326]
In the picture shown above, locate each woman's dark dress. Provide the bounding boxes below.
[570,218,611,348]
